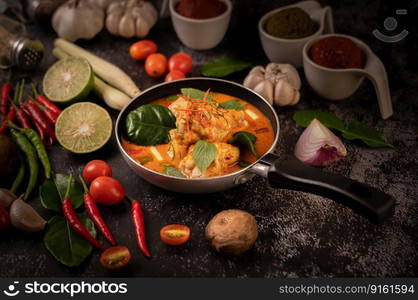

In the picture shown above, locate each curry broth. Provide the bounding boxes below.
[122,92,274,176]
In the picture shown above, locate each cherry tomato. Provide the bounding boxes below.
[100,246,131,270]
[90,176,125,206]
[129,40,157,61]
[165,70,186,82]
[0,206,10,231]
[168,53,193,74]
[160,224,190,246]
[82,160,112,184]
[145,53,167,78]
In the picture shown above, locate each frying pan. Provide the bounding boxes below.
[115,78,395,223]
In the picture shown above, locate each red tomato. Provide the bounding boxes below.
[100,246,131,270]
[168,53,192,74]
[160,224,190,246]
[129,40,157,61]
[0,206,10,230]
[90,176,125,205]
[145,53,167,78]
[165,70,186,82]
[82,160,112,184]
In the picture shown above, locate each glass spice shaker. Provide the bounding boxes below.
[0,14,44,70]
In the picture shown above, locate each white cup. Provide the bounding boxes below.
[169,0,232,50]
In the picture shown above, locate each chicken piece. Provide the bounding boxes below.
[179,142,240,178]
[168,97,248,152]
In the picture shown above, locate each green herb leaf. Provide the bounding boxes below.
[229,131,258,157]
[238,161,251,168]
[293,110,345,131]
[201,57,251,78]
[40,173,83,212]
[139,156,153,165]
[342,121,393,148]
[44,215,96,267]
[181,88,214,102]
[125,104,176,146]
[292,110,392,148]
[192,141,217,172]
[166,95,178,102]
[219,99,246,110]
[163,165,186,178]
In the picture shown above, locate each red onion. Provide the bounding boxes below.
[294,119,347,166]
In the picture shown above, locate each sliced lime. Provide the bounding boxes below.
[43,56,94,103]
[55,102,112,154]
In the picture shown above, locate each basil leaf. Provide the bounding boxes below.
[139,156,153,165]
[125,104,176,146]
[40,173,83,212]
[201,57,251,77]
[181,88,214,102]
[166,95,178,102]
[192,141,217,172]
[293,110,345,131]
[229,131,258,157]
[163,165,186,178]
[44,215,96,267]
[219,99,245,110]
[342,121,393,148]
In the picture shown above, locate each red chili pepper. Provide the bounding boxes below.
[129,196,151,257]
[80,176,116,246]
[35,94,61,115]
[16,106,32,129]
[41,106,58,125]
[0,106,15,133]
[1,82,11,116]
[23,100,55,140]
[32,84,61,115]
[62,175,105,251]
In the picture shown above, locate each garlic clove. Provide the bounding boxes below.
[106,12,122,35]
[142,1,158,27]
[294,119,347,166]
[119,14,136,38]
[248,66,265,76]
[135,17,151,38]
[243,72,265,90]
[253,80,274,105]
[9,197,46,232]
[274,80,300,106]
[278,64,301,90]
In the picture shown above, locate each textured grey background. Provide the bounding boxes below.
[0,0,417,277]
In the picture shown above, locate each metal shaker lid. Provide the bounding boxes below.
[11,37,44,70]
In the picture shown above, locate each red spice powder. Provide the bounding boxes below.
[176,0,226,19]
[309,36,366,69]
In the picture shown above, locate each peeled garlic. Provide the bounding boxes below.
[294,119,347,166]
[243,63,301,107]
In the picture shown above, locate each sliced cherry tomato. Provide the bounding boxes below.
[168,53,192,74]
[129,40,157,61]
[82,160,112,184]
[160,224,190,246]
[0,206,10,231]
[145,53,167,78]
[100,246,131,270]
[165,70,186,82]
[90,176,125,206]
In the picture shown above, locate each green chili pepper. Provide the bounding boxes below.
[8,120,51,179]
[11,154,25,193]
[10,129,39,200]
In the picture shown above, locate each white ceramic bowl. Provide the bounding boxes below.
[258,0,333,67]
[169,0,232,50]
[303,33,393,119]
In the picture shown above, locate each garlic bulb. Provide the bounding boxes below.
[52,0,105,42]
[243,63,301,106]
[294,119,347,166]
[106,0,158,39]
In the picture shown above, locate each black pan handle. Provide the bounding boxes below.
[259,154,395,223]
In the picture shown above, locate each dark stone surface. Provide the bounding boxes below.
[0,0,417,277]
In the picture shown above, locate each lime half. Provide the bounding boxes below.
[55,102,112,154]
[43,56,94,103]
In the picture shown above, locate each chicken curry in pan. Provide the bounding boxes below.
[122,88,274,178]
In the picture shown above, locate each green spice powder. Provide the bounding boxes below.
[265,7,318,39]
